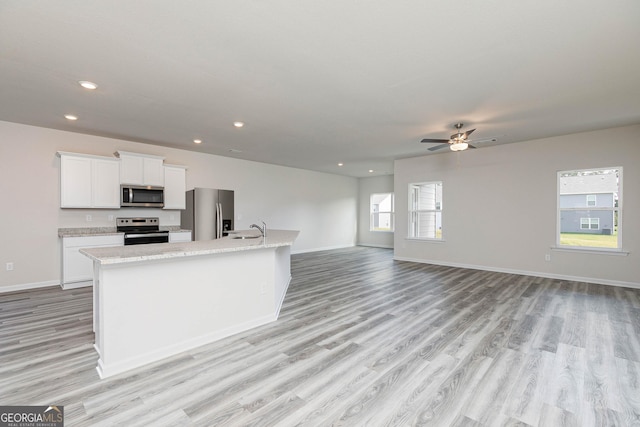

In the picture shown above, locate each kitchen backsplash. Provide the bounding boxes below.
[58,207,182,228]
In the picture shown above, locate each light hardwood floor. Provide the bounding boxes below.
[1,247,640,426]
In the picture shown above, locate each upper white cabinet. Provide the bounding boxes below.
[118,154,144,185]
[93,159,121,207]
[144,157,165,186]
[59,154,92,207]
[58,152,120,209]
[115,151,165,187]
[163,165,187,210]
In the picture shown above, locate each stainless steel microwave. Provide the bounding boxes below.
[121,185,164,208]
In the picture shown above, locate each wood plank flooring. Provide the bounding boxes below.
[1,246,640,426]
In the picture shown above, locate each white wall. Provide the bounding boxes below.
[357,175,394,248]
[394,124,640,288]
[0,121,357,291]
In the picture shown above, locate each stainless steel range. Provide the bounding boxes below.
[116,217,169,245]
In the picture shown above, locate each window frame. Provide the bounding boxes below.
[556,167,622,252]
[407,181,443,241]
[580,217,599,230]
[369,192,395,232]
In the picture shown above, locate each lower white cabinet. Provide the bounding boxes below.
[61,235,124,289]
[169,231,192,243]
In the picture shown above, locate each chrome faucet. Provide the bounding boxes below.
[250,221,267,238]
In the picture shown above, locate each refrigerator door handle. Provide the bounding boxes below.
[216,203,222,239]
[218,203,223,238]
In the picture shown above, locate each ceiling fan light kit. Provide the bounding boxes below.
[450,141,468,151]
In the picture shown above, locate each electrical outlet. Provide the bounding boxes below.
[6,262,14,271]
[86,214,92,222]
[260,282,266,294]
[545,254,551,262]
[108,215,114,221]
[170,214,175,221]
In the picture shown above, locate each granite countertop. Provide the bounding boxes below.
[160,226,191,232]
[80,229,300,265]
[58,226,191,237]
[58,227,120,237]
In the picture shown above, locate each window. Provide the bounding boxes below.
[580,217,599,230]
[558,167,621,249]
[370,193,394,232]
[408,181,443,239]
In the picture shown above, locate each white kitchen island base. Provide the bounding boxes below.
[83,230,298,379]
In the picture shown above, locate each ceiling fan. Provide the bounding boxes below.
[421,123,476,152]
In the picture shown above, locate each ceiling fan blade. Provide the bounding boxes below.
[462,129,476,139]
[467,144,477,149]
[421,138,450,144]
[450,128,476,140]
[428,143,450,151]
[471,136,499,144]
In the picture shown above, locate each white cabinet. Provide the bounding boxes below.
[60,154,92,207]
[116,151,165,186]
[163,165,187,210]
[93,159,121,207]
[169,231,192,243]
[119,154,144,185]
[61,234,124,289]
[58,152,120,209]
[143,157,165,186]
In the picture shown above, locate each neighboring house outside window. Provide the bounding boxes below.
[370,193,394,232]
[408,181,442,240]
[558,168,621,249]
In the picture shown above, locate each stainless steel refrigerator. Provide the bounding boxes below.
[181,188,234,240]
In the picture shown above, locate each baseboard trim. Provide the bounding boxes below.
[0,280,60,293]
[393,256,640,290]
[61,281,92,290]
[357,243,394,249]
[292,243,355,254]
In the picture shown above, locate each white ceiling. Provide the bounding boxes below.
[1,1,639,177]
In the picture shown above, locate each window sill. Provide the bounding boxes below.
[551,246,629,256]
[370,230,394,233]
[405,237,445,243]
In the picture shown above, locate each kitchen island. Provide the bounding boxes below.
[81,229,299,378]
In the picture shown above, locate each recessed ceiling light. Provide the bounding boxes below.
[78,81,98,90]
[64,114,78,121]
[338,163,344,167]
[369,169,374,173]
[193,139,202,144]
[233,121,244,128]
[229,149,243,153]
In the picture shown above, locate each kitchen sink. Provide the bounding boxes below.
[230,235,261,239]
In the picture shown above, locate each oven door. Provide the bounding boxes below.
[124,232,170,245]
